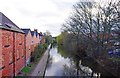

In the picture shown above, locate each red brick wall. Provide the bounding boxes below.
[0,29,42,77]
[37,35,40,44]
[0,29,25,76]
[14,32,25,75]
[34,35,37,47]
[32,33,37,51]
[25,31,32,63]
[31,32,40,53]
[0,29,2,78]
[31,44,34,52]
[0,29,14,76]
[31,35,35,52]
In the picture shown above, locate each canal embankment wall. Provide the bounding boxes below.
[43,44,51,77]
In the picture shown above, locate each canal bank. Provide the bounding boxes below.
[43,48,50,77]
[29,44,51,76]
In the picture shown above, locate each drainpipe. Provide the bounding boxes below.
[13,32,15,77]
[21,33,26,76]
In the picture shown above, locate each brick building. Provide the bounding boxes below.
[22,29,32,66]
[31,31,36,52]
[0,12,25,77]
[31,29,40,52]
[0,12,46,77]
[34,29,40,46]
[39,32,45,44]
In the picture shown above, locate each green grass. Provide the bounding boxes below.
[21,44,48,75]
[21,67,30,73]
[21,64,33,74]
[21,49,45,74]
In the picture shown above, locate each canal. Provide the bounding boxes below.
[45,46,116,77]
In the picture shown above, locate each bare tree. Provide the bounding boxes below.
[61,0,120,76]
[62,1,96,76]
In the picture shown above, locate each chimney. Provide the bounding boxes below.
[34,29,37,32]
[40,32,42,34]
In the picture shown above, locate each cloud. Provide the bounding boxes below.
[0,0,79,36]
[1,0,118,37]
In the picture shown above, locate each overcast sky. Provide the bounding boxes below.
[0,0,80,36]
[0,0,117,36]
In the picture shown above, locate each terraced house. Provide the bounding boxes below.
[34,29,40,46]
[31,29,40,52]
[31,31,36,53]
[22,29,32,66]
[0,12,45,77]
[0,12,25,77]
[22,29,45,66]
[39,32,45,44]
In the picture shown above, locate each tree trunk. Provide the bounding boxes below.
[76,60,79,76]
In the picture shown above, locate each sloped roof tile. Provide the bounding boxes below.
[0,12,24,33]
[22,29,31,36]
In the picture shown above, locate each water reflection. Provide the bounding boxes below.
[45,46,114,77]
[45,46,70,76]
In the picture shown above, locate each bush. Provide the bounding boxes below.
[31,43,48,62]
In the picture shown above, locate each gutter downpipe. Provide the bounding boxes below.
[24,34,27,66]
[24,34,27,76]
[13,32,15,77]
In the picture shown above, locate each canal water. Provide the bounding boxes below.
[45,46,115,77]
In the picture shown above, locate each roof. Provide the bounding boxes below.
[31,31,34,37]
[0,12,24,33]
[22,29,31,36]
[34,29,39,37]
[36,31,39,37]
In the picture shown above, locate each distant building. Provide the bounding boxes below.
[0,12,25,76]
[34,29,40,46]
[31,29,40,52]
[31,31,36,52]
[39,32,45,44]
[22,29,32,66]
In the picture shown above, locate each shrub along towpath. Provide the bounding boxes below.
[29,44,51,76]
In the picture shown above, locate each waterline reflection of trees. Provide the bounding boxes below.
[63,60,100,78]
